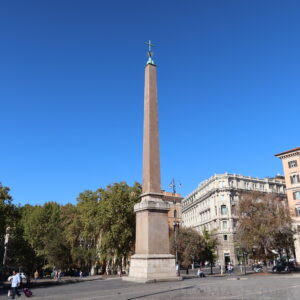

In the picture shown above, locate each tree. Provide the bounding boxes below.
[6,207,40,274]
[170,227,204,273]
[201,230,218,274]
[98,182,141,272]
[22,202,71,270]
[236,191,294,265]
[73,191,101,272]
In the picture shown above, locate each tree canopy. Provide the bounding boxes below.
[236,191,294,261]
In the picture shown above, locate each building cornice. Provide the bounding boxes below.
[275,147,300,159]
[182,186,286,213]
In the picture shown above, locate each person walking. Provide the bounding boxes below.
[8,270,21,299]
[228,263,233,275]
[34,270,39,282]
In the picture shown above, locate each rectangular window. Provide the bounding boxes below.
[289,160,298,168]
[233,219,237,228]
[293,191,300,200]
[221,205,228,215]
[224,235,228,241]
[291,175,300,184]
[222,221,227,230]
[295,207,300,217]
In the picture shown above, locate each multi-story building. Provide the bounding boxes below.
[275,147,300,262]
[182,173,286,266]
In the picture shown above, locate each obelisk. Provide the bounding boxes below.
[124,41,179,283]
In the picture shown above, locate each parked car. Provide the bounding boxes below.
[272,260,295,273]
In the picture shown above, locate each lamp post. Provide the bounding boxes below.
[173,220,180,275]
[1,227,10,285]
[2,227,10,267]
[169,178,182,276]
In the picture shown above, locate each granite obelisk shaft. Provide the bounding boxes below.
[142,63,161,195]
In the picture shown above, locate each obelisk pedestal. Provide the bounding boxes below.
[124,43,180,283]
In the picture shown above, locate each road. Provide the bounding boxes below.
[1,273,300,299]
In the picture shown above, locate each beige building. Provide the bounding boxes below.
[182,173,286,266]
[161,191,183,231]
[275,147,300,262]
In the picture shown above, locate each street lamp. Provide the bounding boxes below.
[2,227,10,267]
[1,226,10,286]
[169,178,182,276]
[173,220,180,275]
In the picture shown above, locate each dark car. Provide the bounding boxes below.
[272,260,295,273]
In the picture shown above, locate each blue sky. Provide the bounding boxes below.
[1,0,299,205]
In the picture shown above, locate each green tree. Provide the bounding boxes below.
[98,182,141,271]
[201,230,218,274]
[22,202,71,270]
[171,227,204,273]
[73,191,101,271]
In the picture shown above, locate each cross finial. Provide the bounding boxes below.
[145,40,155,65]
[145,40,154,52]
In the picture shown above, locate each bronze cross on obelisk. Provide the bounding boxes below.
[145,40,154,52]
[145,40,155,64]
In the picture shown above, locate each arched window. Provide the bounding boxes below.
[174,209,177,219]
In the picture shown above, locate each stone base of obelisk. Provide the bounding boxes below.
[123,195,181,283]
[124,254,181,283]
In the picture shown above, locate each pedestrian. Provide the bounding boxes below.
[197,268,205,278]
[34,270,39,282]
[8,270,21,299]
[176,263,180,276]
[228,263,233,275]
[79,270,83,279]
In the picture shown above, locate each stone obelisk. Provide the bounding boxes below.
[124,41,179,283]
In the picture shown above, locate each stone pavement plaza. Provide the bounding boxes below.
[2,273,300,300]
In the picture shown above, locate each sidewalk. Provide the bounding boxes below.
[1,275,104,291]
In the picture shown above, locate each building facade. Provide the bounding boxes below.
[162,191,183,231]
[275,147,300,262]
[182,173,286,266]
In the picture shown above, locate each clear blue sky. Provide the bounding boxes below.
[1,0,300,205]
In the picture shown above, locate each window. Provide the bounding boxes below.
[295,207,300,217]
[174,209,177,219]
[293,191,300,200]
[231,205,236,215]
[222,221,227,230]
[221,205,228,215]
[289,160,298,168]
[224,235,228,241]
[290,174,300,184]
[233,219,237,229]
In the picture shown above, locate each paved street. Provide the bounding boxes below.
[2,273,300,300]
